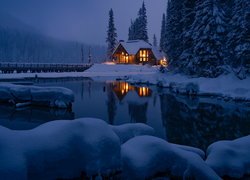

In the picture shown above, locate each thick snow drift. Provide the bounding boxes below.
[206,135,250,178]
[111,123,155,143]
[121,135,220,180]
[0,83,74,108]
[0,118,121,180]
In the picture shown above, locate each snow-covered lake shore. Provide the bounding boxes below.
[1,63,250,101]
[0,118,249,179]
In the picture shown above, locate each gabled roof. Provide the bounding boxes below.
[113,40,164,60]
[120,40,152,55]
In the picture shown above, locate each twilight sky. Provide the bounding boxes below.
[0,0,166,45]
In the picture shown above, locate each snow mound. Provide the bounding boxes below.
[0,118,121,179]
[0,83,74,108]
[206,135,250,178]
[172,144,205,159]
[111,123,155,143]
[121,136,220,180]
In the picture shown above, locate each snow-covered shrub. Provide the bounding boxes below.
[111,123,155,143]
[0,118,121,180]
[121,135,220,180]
[206,135,250,178]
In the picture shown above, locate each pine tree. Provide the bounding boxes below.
[179,0,196,73]
[227,0,250,79]
[188,0,227,77]
[164,0,183,66]
[160,13,166,50]
[106,9,117,60]
[138,1,149,42]
[153,34,158,47]
[127,1,148,42]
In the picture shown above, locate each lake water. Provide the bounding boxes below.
[0,78,249,150]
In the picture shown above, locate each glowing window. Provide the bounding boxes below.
[139,50,149,62]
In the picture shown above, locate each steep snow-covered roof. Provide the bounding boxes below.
[120,40,152,55]
[115,40,164,60]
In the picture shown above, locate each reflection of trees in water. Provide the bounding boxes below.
[106,84,117,125]
[128,102,148,124]
[160,94,250,150]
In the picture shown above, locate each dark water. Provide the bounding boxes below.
[0,78,249,150]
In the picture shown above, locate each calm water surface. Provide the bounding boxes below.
[0,78,249,150]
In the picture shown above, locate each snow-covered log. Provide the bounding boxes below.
[206,135,250,178]
[0,83,74,109]
[0,118,121,180]
[121,135,220,180]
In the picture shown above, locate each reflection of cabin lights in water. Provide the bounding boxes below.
[139,87,149,96]
[120,82,130,95]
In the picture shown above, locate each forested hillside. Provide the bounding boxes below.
[0,13,106,63]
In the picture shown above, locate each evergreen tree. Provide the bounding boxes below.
[160,13,166,50]
[179,0,196,72]
[127,1,148,42]
[227,0,250,79]
[153,34,158,47]
[188,0,227,77]
[164,0,183,66]
[106,9,117,60]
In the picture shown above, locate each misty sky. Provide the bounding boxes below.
[1,0,166,45]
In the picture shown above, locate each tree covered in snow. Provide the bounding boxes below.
[106,9,117,60]
[178,0,196,73]
[227,0,250,79]
[164,0,184,67]
[161,0,249,78]
[160,13,166,50]
[128,1,148,42]
[187,0,227,77]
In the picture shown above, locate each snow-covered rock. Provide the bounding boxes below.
[121,135,220,180]
[206,135,250,178]
[0,118,121,180]
[0,83,74,109]
[111,123,155,143]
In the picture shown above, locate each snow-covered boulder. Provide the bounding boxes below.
[0,83,74,109]
[0,118,121,180]
[31,86,74,108]
[206,135,250,178]
[121,136,220,180]
[111,123,155,143]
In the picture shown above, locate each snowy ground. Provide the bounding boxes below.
[0,63,249,100]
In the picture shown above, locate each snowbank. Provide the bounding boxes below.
[206,135,250,178]
[0,118,121,179]
[126,72,250,101]
[0,83,74,108]
[121,135,220,180]
[111,123,155,143]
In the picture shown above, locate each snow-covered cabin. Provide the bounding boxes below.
[112,40,164,65]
